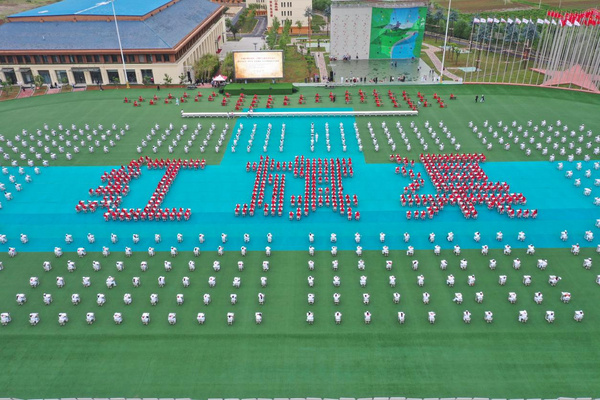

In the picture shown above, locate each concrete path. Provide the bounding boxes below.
[313,51,329,82]
[422,43,461,82]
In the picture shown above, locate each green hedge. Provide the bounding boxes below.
[223,83,295,95]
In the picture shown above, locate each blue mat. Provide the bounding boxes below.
[1,110,599,253]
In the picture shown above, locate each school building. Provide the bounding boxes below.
[0,0,227,86]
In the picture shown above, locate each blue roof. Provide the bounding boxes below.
[12,0,172,18]
[0,0,220,51]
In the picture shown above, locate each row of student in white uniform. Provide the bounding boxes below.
[21,270,592,295]
[0,311,261,326]
[9,230,590,246]
[0,310,585,327]
[14,288,575,309]
[24,253,593,281]
[22,253,592,279]
[27,274,270,290]
[16,292,266,307]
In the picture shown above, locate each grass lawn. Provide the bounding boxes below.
[0,84,599,399]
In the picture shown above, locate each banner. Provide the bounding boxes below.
[369,7,427,59]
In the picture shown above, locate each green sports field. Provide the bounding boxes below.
[0,84,600,399]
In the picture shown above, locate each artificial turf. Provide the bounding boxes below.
[0,83,599,398]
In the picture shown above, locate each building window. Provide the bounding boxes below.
[43,55,50,64]
[128,55,136,63]
[111,55,118,63]
[34,55,42,64]
[147,54,153,63]
[163,54,170,62]
[76,55,83,63]
[0,56,6,64]
[38,70,52,84]
[94,55,100,63]
[155,54,163,62]
[90,70,102,84]
[126,70,137,84]
[138,54,146,63]
[61,55,67,63]
[107,69,120,84]
[56,70,68,84]
[72,70,86,84]
[16,55,23,64]
[104,55,111,63]
[86,55,93,63]
[141,69,154,84]
[69,55,75,63]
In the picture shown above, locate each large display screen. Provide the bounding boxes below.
[233,51,284,79]
[369,7,427,59]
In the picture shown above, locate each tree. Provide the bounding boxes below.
[194,53,220,82]
[454,45,461,63]
[453,19,468,39]
[230,24,239,40]
[163,73,173,85]
[433,9,445,24]
[1,77,13,95]
[220,52,234,79]
[323,5,331,34]
[279,19,293,48]
[449,9,459,35]
[304,7,313,44]
[296,20,303,34]
[312,0,330,12]
[266,17,280,49]
[33,74,45,88]
[179,73,187,84]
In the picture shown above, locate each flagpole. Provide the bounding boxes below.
[475,21,485,81]
[490,17,502,82]
[471,20,482,82]
[556,22,576,87]
[567,21,586,89]
[502,20,517,83]
[465,19,476,82]
[580,22,600,91]
[516,19,532,84]
[586,25,600,91]
[482,17,496,82]
[531,17,551,85]
[111,0,129,89]
[528,19,544,85]
[544,19,564,85]
[564,21,581,87]
[514,19,526,83]
[440,0,452,83]
[495,18,509,82]
[508,18,524,83]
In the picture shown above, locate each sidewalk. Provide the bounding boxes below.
[313,52,329,82]
[422,43,461,82]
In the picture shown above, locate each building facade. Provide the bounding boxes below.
[0,0,227,86]
[246,0,310,31]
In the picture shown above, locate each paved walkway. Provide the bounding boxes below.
[313,51,329,82]
[422,43,461,82]
[16,87,34,98]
